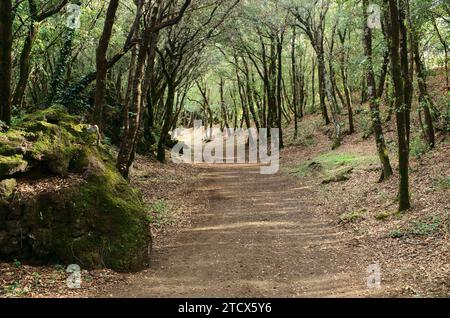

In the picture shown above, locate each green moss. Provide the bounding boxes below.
[0,179,17,199]
[67,161,150,271]
[0,144,17,156]
[0,154,28,176]
[0,106,151,271]
[18,105,78,125]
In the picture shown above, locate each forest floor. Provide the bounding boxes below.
[96,122,448,298]
[1,72,449,297]
[1,124,448,298]
[99,162,371,298]
[1,126,448,298]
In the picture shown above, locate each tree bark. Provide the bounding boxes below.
[93,0,120,131]
[412,31,435,149]
[363,0,393,180]
[386,0,411,211]
[0,0,12,125]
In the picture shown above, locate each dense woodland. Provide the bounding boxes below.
[0,0,448,210]
[0,0,449,298]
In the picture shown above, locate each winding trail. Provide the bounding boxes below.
[103,163,371,298]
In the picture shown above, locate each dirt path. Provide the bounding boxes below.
[101,163,376,298]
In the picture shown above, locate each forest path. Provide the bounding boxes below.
[101,162,373,298]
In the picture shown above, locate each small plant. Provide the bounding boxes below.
[13,259,22,268]
[339,210,366,223]
[54,264,65,272]
[32,272,41,286]
[410,134,430,158]
[4,281,29,296]
[409,217,442,237]
[390,228,404,239]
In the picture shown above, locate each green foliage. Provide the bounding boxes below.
[410,134,430,158]
[13,259,22,268]
[4,281,29,297]
[357,109,374,139]
[390,215,448,239]
[339,210,366,224]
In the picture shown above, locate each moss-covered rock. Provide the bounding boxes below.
[0,154,28,176]
[0,106,151,272]
[0,179,17,199]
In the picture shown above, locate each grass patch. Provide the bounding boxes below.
[147,199,176,229]
[292,152,377,178]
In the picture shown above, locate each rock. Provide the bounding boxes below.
[0,179,17,199]
[322,167,354,184]
[0,155,28,177]
[0,106,151,272]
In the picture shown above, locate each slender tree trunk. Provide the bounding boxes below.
[292,26,299,138]
[412,32,435,149]
[338,30,355,134]
[363,0,393,180]
[0,0,13,125]
[13,0,68,108]
[117,10,155,177]
[93,0,120,131]
[243,58,260,130]
[431,18,449,92]
[386,0,411,211]
[220,78,229,129]
[377,51,390,99]
[317,52,331,126]
[276,34,284,148]
[157,81,175,162]
[13,0,38,108]
[311,56,316,113]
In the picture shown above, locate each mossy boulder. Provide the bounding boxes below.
[0,154,28,176]
[0,106,151,272]
[0,179,17,199]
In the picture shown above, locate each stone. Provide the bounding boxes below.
[0,178,17,198]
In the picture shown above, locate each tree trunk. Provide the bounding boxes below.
[117,11,155,177]
[291,26,299,138]
[93,0,120,131]
[0,0,12,125]
[363,0,393,180]
[386,0,411,211]
[157,81,175,163]
[412,32,435,149]
[276,34,284,148]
